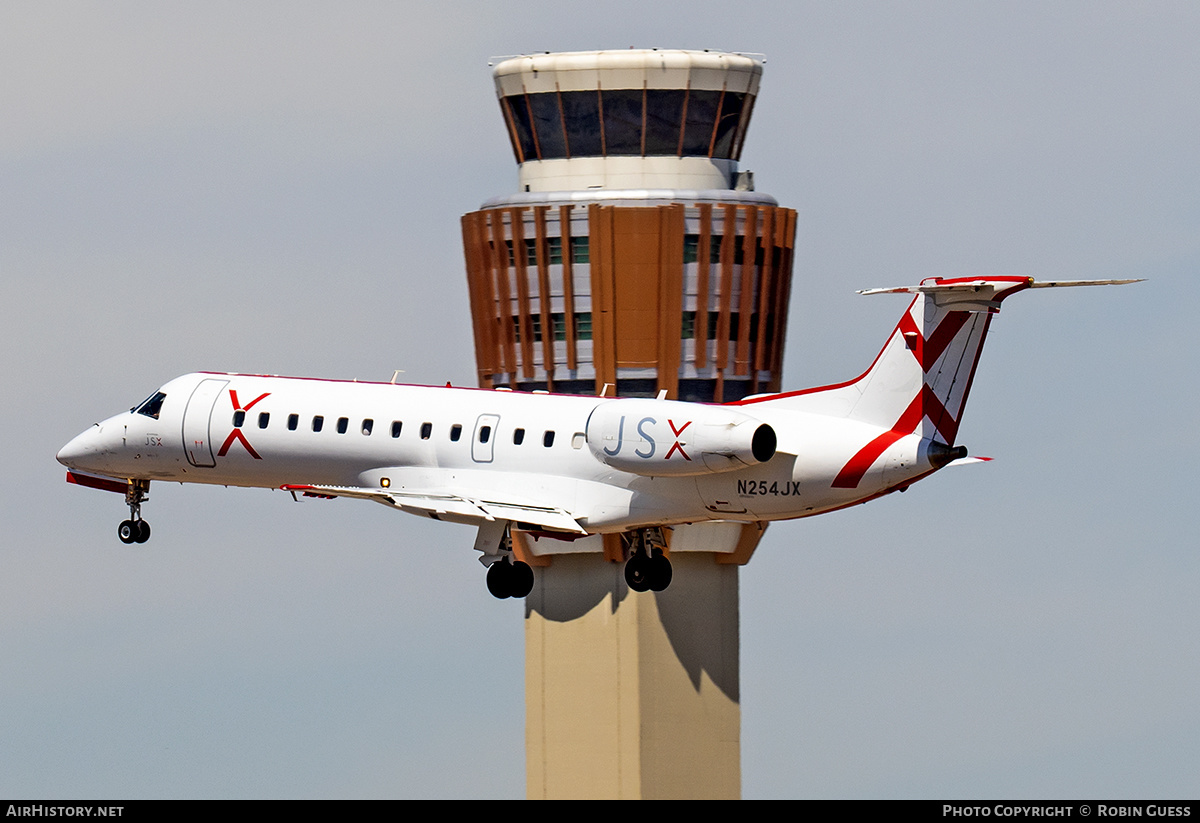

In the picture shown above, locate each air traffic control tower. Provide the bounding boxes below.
[460,50,797,799]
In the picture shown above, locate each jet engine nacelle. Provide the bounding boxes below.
[585,399,777,477]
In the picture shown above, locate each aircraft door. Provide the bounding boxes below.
[472,414,500,463]
[181,378,228,467]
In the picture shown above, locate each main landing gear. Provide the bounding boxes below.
[117,479,151,544]
[483,523,535,600]
[624,527,673,593]
[487,555,535,599]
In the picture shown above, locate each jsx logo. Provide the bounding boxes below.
[218,389,270,459]
[603,416,693,461]
[664,419,691,461]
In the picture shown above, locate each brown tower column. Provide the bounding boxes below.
[462,202,796,401]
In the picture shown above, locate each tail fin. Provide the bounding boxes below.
[741,276,1140,448]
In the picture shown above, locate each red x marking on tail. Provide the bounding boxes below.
[897,310,971,372]
[832,310,976,489]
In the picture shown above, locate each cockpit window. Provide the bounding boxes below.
[132,391,166,420]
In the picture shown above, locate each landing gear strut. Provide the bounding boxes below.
[117,479,151,544]
[483,523,535,599]
[624,527,672,593]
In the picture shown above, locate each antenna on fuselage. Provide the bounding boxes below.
[391,370,404,384]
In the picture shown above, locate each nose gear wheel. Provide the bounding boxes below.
[117,480,152,544]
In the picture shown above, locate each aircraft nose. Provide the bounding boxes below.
[57,425,102,468]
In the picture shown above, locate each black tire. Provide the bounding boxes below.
[510,560,535,598]
[134,520,151,544]
[486,560,512,599]
[625,555,651,592]
[117,520,137,544]
[648,554,673,592]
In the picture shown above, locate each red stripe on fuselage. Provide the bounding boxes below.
[832,393,925,488]
[831,385,962,489]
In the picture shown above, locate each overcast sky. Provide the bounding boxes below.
[2,1,1197,799]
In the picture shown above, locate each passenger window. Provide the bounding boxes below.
[287,414,298,431]
[450,424,462,442]
[479,426,491,444]
[391,421,403,438]
[312,415,324,432]
[362,419,373,435]
[258,412,270,429]
[420,422,433,440]
[337,417,349,434]
[543,430,555,447]
[232,410,246,428]
[513,428,525,445]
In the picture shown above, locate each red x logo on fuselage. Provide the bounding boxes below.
[664,419,692,461]
[217,390,270,459]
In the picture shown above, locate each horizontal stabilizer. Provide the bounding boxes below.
[947,456,993,467]
[859,276,1143,312]
[1028,278,1146,289]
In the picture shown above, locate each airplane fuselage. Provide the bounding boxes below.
[59,371,933,533]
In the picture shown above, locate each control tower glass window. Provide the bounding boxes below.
[527,93,566,159]
[500,89,754,162]
[681,90,721,155]
[601,89,643,155]
[644,90,685,155]
[713,91,746,157]
[503,96,537,162]
[560,91,602,157]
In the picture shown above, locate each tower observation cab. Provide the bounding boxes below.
[462,49,797,402]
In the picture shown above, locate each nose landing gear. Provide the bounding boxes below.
[117,479,151,544]
[624,527,672,593]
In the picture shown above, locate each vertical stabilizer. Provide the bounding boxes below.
[741,276,1140,458]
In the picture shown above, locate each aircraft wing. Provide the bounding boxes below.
[280,483,587,535]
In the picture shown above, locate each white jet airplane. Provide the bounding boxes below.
[58,276,1137,598]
